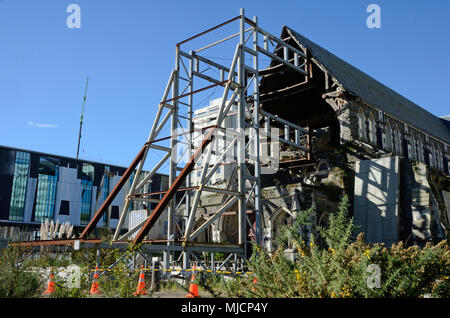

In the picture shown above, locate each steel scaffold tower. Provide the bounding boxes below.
[19,9,312,272]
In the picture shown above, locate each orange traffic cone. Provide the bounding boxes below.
[251,275,257,292]
[186,265,200,298]
[90,266,101,295]
[133,266,148,295]
[43,267,55,295]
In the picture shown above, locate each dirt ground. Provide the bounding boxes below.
[151,290,213,298]
[40,287,215,298]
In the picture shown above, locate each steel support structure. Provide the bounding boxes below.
[15,9,311,272]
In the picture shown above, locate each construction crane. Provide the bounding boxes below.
[76,77,89,160]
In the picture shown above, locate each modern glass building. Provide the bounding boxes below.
[8,151,30,221]
[0,145,168,240]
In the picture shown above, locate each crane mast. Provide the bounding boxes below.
[76,77,89,160]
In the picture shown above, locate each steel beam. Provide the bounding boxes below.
[132,126,217,244]
[187,196,238,241]
[80,146,146,239]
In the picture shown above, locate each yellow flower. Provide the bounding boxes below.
[329,248,336,255]
[294,269,302,282]
[330,291,337,298]
[339,286,351,297]
[363,249,371,260]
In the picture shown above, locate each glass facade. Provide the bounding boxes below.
[80,163,94,225]
[9,151,30,221]
[0,145,167,230]
[129,171,135,211]
[34,157,59,222]
[102,166,110,225]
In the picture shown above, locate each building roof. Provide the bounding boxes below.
[285,26,450,145]
[0,144,169,177]
[441,115,450,130]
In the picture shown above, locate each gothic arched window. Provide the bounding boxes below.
[393,125,402,155]
[368,112,377,145]
[358,108,367,141]
[384,120,392,151]
[410,132,416,160]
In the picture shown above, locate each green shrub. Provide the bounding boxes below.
[98,263,139,298]
[0,245,44,298]
[217,195,449,298]
[44,264,89,298]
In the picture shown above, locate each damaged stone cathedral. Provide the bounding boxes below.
[194,26,450,252]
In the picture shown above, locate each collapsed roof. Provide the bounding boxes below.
[282,26,450,145]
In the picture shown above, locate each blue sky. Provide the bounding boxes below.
[0,0,449,170]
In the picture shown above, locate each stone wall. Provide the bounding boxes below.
[426,170,450,241]
[401,161,448,245]
[176,93,449,251]
[353,156,400,247]
[336,100,360,143]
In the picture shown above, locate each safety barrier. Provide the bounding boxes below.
[88,267,254,276]
[42,265,255,297]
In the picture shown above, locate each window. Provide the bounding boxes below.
[413,138,418,161]
[393,125,402,155]
[59,200,70,216]
[418,137,424,162]
[368,112,377,145]
[444,156,449,174]
[80,163,94,225]
[7,154,26,219]
[435,147,441,170]
[34,156,59,222]
[430,145,436,168]
[102,166,110,225]
[436,147,442,170]
[9,151,30,221]
[410,133,416,160]
[111,205,120,219]
[431,146,436,168]
[358,108,366,141]
[384,121,392,151]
